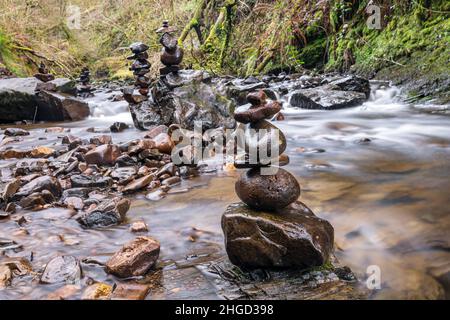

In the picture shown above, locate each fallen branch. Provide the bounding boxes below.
[178,0,208,45]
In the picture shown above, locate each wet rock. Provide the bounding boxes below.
[116,154,137,167]
[45,285,80,300]
[0,78,42,122]
[64,197,84,210]
[0,149,29,160]
[289,86,367,110]
[328,75,370,98]
[62,188,90,200]
[84,144,121,166]
[110,122,129,133]
[30,146,55,158]
[153,133,175,154]
[36,90,90,121]
[82,283,113,300]
[35,81,57,92]
[40,255,82,284]
[19,190,55,209]
[0,257,33,278]
[234,102,281,124]
[161,176,181,186]
[228,79,268,105]
[235,167,300,211]
[62,135,84,150]
[122,175,154,193]
[0,211,10,219]
[130,221,149,233]
[222,201,334,269]
[0,265,12,288]
[129,73,235,131]
[156,162,177,177]
[243,120,287,158]
[105,236,160,278]
[5,203,16,214]
[70,175,113,188]
[16,176,62,198]
[48,78,77,95]
[45,127,65,133]
[111,167,137,184]
[128,139,156,155]
[4,128,30,137]
[77,197,131,228]
[110,283,150,300]
[2,178,21,201]
[90,135,112,146]
[144,125,169,139]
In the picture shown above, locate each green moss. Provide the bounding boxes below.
[299,37,327,68]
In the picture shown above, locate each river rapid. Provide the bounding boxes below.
[1,82,449,299]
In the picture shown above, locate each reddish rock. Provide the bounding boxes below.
[128,139,156,155]
[85,144,121,166]
[110,283,150,300]
[144,125,168,139]
[105,236,160,278]
[122,175,154,193]
[153,133,175,154]
[90,135,112,146]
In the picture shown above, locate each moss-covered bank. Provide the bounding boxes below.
[0,1,448,102]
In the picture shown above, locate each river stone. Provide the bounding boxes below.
[153,133,175,154]
[40,256,82,284]
[16,176,62,198]
[122,175,154,193]
[234,101,282,124]
[36,90,90,121]
[110,122,129,133]
[48,78,77,95]
[129,72,235,131]
[236,167,299,211]
[4,128,30,137]
[2,178,21,201]
[105,236,160,278]
[241,120,287,159]
[111,167,137,184]
[328,75,370,98]
[70,175,113,188]
[289,86,367,110]
[90,135,112,146]
[77,197,131,228]
[82,283,113,300]
[222,201,334,269]
[85,144,121,166]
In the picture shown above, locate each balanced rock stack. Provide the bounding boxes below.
[156,20,184,76]
[34,62,55,83]
[77,67,94,98]
[222,91,335,269]
[128,42,151,96]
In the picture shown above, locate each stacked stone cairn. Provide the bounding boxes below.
[77,67,94,98]
[156,20,184,76]
[222,90,335,269]
[128,42,151,97]
[34,62,55,83]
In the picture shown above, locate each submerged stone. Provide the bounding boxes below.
[40,255,81,284]
[105,236,160,278]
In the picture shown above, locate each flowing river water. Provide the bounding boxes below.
[1,82,449,299]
